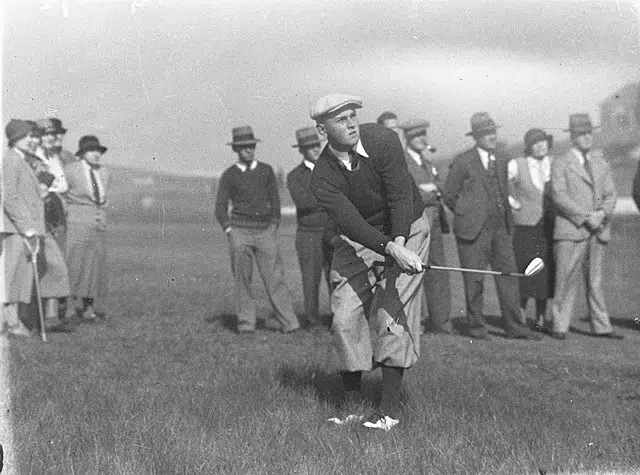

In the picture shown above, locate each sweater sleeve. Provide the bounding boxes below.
[377,131,415,241]
[214,171,231,230]
[287,167,317,211]
[310,167,391,255]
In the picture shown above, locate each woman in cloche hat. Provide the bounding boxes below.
[63,135,110,322]
[507,128,556,332]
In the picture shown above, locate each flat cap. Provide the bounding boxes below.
[309,94,362,121]
[401,119,430,139]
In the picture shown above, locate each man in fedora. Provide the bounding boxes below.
[215,126,300,334]
[309,94,429,430]
[287,127,332,328]
[401,119,453,335]
[550,113,621,340]
[442,112,541,341]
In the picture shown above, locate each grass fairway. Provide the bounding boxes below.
[7,217,640,474]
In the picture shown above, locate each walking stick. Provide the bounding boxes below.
[23,237,47,342]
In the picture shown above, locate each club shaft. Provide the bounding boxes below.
[428,264,523,277]
[372,260,524,277]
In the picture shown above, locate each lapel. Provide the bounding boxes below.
[567,148,593,186]
[470,148,491,194]
[14,149,41,195]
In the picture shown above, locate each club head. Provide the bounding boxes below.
[524,257,545,277]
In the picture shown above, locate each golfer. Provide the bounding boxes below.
[309,94,429,431]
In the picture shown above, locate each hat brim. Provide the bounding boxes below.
[76,145,107,156]
[292,141,321,148]
[313,102,363,122]
[466,125,501,137]
[227,139,261,146]
[563,126,601,133]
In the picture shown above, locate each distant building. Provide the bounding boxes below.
[600,82,640,134]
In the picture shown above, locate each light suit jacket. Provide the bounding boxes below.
[64,159,109,230]
[2,148,45,236]
[551,147,617,242]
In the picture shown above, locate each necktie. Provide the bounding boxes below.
[583,153,594,183]
[89,168,105,205]
[348,150,359,171]
[487,155,505,214]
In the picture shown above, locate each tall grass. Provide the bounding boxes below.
[7,219,640,474]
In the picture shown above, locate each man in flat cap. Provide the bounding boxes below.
[287,127,332,328]
[550,113,621,340]
[442,112,541,341]
[401,119,453,335]
[215,126,300,334]
[309,94,429,430]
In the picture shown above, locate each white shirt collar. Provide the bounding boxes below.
[571,147,587,165]
[303,160,315,171]
[476,146,494,170]
[12,147,25,158]
[354,139,369,158]
[406,147,422,166]
[235,160,258,172]
[328,139,369,171]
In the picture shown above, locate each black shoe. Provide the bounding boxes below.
[468,329,491,340]
[46,321,75,333]
[593,332,624,340]
[431,325,459,335]
[507,330,543,341]
[551,332,567,340]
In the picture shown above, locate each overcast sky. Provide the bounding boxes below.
[2,0,639,175]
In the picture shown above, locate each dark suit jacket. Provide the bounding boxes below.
[405,152,442,208]
[442,147,514,240]
[633,161,640,212]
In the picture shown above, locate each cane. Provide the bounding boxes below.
[23,236,47,342]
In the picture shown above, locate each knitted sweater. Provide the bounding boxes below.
[215,161,281,229]
[287,162,327,230]
[310,123,424,254]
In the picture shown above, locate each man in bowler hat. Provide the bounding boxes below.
[215,126,300,334]
[287,127,332,328]
[401,119,453,334]
[309,94,430,430]
[550,114,621,340]
[442,113,541,340]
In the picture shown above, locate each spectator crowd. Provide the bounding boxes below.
[2,98,635,430]
[1,118,110,337]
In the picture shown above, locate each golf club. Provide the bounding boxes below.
[372,257,545,278]
[23,237,48,342]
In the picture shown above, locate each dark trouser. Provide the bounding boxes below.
[422,213,451,330]
[227,224,300,333]
[455,216,529,337]
[295,227,332,324]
